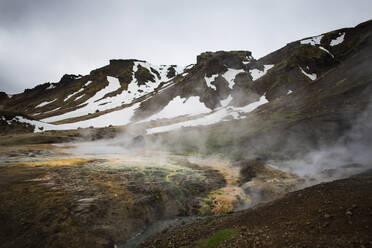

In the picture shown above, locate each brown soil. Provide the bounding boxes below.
[140,170,372,248]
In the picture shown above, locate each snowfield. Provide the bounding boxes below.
[42,76,122,122]
[42,62,184,123]
[146,95,268,134]
[3,103,141,132]
[144,96,211,121]
[51,103,140,130]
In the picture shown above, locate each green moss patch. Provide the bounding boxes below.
[196,228,240,248]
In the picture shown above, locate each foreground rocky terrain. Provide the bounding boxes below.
[141,170,372,248]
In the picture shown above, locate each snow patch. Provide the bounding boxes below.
[299,66,317,81]
[46,84,56,90]
[185,64,194,70]
[242,55,253,65]
[232,95,268,113]
[146,95,268,134]
[43,107,61,114]
[170,65,185,75]
[35,99,57,108]
[156,81,176,94]
[64,88,84,102]
[222,68,245,89]
[75,94,85,101]
[50,103,140,130]
[220,95,233,107]
[300,35,323,46]
[41,61,184,123]
[330,32,345,46]
[146,109,231,134]
[145,96,211,121]
[42,76,121,122]
[6,102,140,132]
[319,46,334,58]
[249,65,274,81]
[204,74,218,90]
[3,116,56,132]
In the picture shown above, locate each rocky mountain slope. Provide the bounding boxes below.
[0,61,184,130]
[2,20,371,136]
[0,19,371,163]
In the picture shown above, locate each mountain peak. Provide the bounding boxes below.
[109,58,145,65]
[196,50,253,65]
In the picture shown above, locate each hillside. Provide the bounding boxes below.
[155,19,372,160]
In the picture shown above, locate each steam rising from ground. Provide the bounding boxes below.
[271,101,372,185]
[70,98,372,185]
[65,96,372,206]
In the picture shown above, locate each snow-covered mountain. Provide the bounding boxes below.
[1,20,372,136]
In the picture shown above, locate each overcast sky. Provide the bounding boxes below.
[0,0,371,93]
